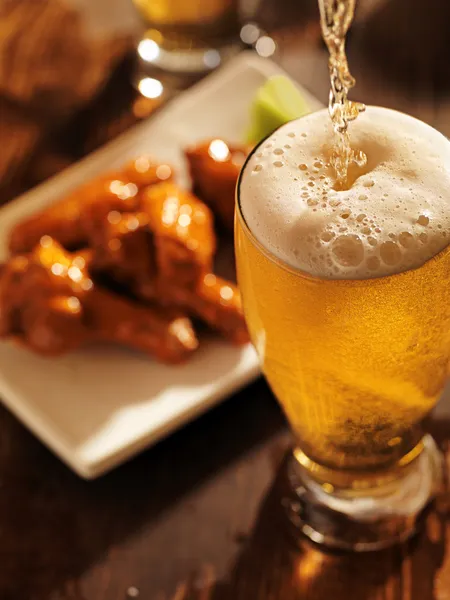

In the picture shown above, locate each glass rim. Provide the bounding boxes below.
[236,118,450,287]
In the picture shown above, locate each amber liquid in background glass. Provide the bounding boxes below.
[133,0,239,42]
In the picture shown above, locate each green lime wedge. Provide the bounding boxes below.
[246,75,311,144]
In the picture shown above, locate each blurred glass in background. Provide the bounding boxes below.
[133,0,243,83]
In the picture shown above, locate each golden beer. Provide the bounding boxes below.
[133,0,238,38]
[236,212,450,485]
[236,104,450,549]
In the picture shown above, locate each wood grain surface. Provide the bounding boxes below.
[2,0,450,598]
[2,382,450,599]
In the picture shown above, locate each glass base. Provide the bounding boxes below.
[285,435,442,551]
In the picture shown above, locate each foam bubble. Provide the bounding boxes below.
[321,231,335,242]
[417,214,430,226]
[380,241,401,266]
[332,235,364,267]
[367,256,381,271]
[239,106,450,279]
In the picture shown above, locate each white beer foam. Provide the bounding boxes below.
[240,107,450,279]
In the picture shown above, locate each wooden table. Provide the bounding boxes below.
[3,385,450,600]
[2,1,450,598]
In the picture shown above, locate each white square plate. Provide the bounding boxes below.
[0,53,322,478]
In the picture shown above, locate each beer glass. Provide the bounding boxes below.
[133,0,241,80]
[235,116,450,551]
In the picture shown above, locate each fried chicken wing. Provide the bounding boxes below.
[84,181,216,299]
[89,287,198,363]
[185,139,249,232]
[82,182,247,344]
[121,157,173,187]
[194,274,248,345]
[140,182,216,291]
[6,152,250,357]
[85,210,157,297]
[160,274,249,345]
[8,157,173,255]
[0,238,198,363]
[80,179,217,298]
